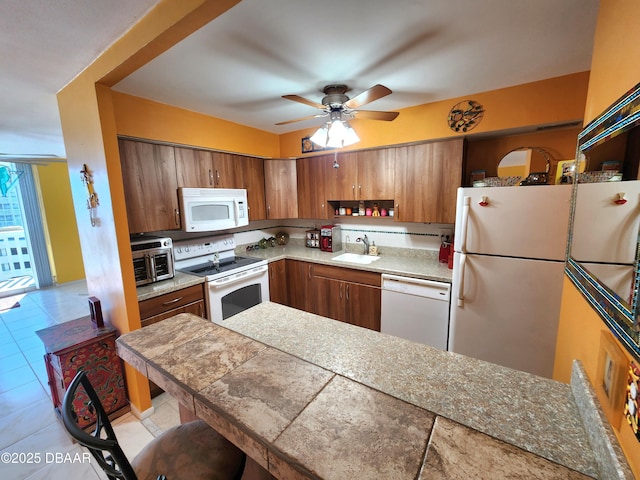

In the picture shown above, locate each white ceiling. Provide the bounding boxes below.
[2,0,599,158]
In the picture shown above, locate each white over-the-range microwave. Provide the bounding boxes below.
[178,187,249,232]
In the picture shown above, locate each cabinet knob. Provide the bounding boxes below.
[174,209,180,227]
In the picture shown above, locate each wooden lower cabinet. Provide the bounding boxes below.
[268,259,288,305]
[312,263,381,331]
[286,259,314,312]
[139,284,206,327]
[138,283,206,396]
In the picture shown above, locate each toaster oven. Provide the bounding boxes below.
[131,236,174,286]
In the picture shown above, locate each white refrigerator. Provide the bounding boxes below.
[448,185,572,378]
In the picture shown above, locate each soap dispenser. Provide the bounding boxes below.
[369,241,378,256]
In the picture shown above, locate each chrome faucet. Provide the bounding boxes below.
[356,235,370,254]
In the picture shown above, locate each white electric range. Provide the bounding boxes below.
[174,234,269,324]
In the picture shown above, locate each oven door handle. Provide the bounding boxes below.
[208,265,268,288]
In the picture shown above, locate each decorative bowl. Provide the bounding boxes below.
[275,231,289,245]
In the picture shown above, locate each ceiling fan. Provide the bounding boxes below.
[276,84,399,126]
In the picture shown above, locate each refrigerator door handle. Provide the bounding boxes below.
[460,196,471,253]
[457,253,467,307]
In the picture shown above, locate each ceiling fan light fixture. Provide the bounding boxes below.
[310,124,329,147]
[312,111,360,149]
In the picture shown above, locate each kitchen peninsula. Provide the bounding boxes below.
[116,303,631,479]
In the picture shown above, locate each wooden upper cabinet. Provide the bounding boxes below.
[264,159,298,219]
[394,138,464,224]
[212,152,243,188]
[327,151,358,200]
[357,149,395,199]
[326,150,395,200]
[175,148,243,188]
[240,155,266,221]
[297,155,332,219]
[175,147,214,187]
[118,138,180,234]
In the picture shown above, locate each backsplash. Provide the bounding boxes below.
[232,218,453,252]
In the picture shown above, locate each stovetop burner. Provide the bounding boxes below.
[179,255,262,277]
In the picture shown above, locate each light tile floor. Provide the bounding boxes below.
[0,281,180,480]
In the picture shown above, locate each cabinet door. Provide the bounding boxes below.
[212,152,243,188]
[297,155,331,219]
[327,151,358,200]
[345,282,381,331]
[241,155,266,221]
[268,259,288,305]
[357,149,395,200]
[394,139,464,223]
[313,277,345,321]
[119,139,180,234]
[312,264,381,329]
[286,260,313,311]
[175,147,214,187]
[265,159,298,219]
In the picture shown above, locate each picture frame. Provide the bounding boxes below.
[301,136,334,154]
[596,330,628,429]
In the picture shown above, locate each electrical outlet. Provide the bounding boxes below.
[439,228,453,242]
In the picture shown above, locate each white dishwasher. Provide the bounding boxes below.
[381,274,451,350]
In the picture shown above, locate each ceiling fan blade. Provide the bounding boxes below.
[344,84,392,109]
[275,113,327,126]
[352,110,399,121]
[282,94,326,110]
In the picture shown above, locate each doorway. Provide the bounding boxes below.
[0,163,53,297]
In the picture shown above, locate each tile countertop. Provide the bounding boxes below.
[136,271,205,302]
[239,242,453,283]
[117,303,633,479]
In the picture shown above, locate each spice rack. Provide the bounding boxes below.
[328,200,395,218]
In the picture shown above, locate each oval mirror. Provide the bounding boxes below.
[497,147,551,180]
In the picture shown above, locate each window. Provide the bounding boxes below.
[13,262,20,270]
[24,261,30,269]
[8,237,14,241]
[21,247,27,254]
[10,248,17,255]
[1,263,9,271]
[0,248,6,256]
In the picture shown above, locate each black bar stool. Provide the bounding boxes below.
[61,370,246,480]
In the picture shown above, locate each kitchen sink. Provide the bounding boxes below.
[331,253,381,265]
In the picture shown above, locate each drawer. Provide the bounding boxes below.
[139,284,205,320]
[313,264,381,287]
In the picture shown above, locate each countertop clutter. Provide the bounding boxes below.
[241,241,453,282]
[117,304,632,479]
[136,241,453,302]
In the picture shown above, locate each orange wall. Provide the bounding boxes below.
[112,72,588,162]
[554,0,640,474]
[112,91,279,158]
[279,72,589,158]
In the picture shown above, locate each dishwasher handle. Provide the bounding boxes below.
[381,274,450,301]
